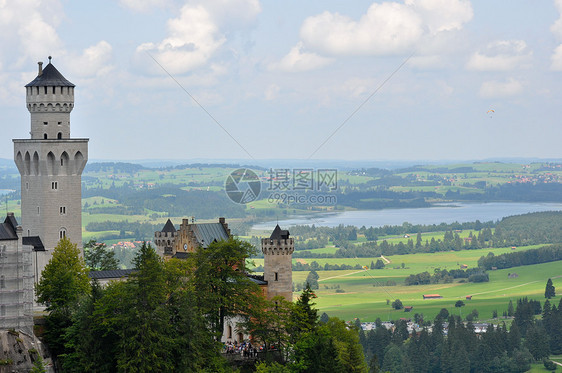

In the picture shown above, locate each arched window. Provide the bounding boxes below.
[44,134,47,139]
[59,228,66,239]
[57,132,62,139]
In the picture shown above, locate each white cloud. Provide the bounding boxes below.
[551,44,562,70]
[276,0,473,72]
[467,40,532,71]
[67,41,114,78]
[0,0,64,67]
[300,3,423,56]
[405,0,473,34]
[119,0,169,12]
[479,78,523,98]
[135,0,260,75]
[551,0,562,40]
[264,84,280,100]
[271,42,332,72]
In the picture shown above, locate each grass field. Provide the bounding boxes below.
[250,244,562,323]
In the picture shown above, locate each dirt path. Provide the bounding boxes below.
[318,270,365,282]
[380,255,391,264]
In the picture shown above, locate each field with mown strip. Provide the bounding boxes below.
[308,261,561,322]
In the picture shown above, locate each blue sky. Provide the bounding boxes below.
[1,0,562,162]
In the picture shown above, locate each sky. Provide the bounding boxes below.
[1,0,562,163]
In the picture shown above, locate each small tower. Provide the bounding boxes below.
[13,58,88,277]
[154,219,177,257]
[261,225,294,301]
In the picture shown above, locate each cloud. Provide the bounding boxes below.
[0,0,64,67]
[551,44,562,71]
[551,0,562,40]
[119,0,169,12]
[264,84,280,100]
[466,40,532,71]
[271,42,332,72]
[300,3,423,56]
[135,0,260,75]
[67,41,114,78]
[405,0,473,34]
[479,78,523,98]
[276,0,473,72]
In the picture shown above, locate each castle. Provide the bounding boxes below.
[155,219,294,302]
[5,60,294,344]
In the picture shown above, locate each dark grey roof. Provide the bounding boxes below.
[161,219,176,233]
[0,223,17,241]
[89,269,134,280]
[172,252,190,259]
[0,214,18,240]
[270,224,290,240]
[26,62,75,87]
[247,274,267,285]
[22,236,45,251]
[192,223,229,248]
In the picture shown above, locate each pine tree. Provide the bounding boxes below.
[545,278,556,299]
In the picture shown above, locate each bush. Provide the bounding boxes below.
[543,358,557,371]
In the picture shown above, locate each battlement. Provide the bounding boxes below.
[261,237,294,255]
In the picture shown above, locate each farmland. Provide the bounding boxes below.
[251,244,562,322]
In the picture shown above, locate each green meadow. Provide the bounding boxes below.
[252,244,561,323]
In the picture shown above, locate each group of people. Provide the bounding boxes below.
[223,340,260,358]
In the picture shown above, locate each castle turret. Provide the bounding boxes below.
[261,225,294,301]
[13,58,88,279]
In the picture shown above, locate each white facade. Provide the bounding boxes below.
[13,59,88,281]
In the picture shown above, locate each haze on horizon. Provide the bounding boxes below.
[1,1,562,163]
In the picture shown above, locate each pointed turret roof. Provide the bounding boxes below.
[270,224,289,240]
[26,60,75,87]
[161,219,176,233]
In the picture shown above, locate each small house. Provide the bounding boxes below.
[466,295,472,300]
[423,294,443,299]
[404,306,413,312]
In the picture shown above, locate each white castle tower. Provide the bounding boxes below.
[13,57,88,276]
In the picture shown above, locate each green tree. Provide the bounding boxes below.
[306,270,319,290]
[36,237,90,313]
[83,239,119,271]
[191,237,260,341]
[392,299,403,310]
[455,300,465,317]
[291,318,368,373]
[374,259,385,269]
[508,300,515,317]
[36,238,90,358]
[545,278,556,299]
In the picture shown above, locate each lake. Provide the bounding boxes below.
[252,202,562,230]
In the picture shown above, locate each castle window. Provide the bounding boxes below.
[52,181,58,190]
[43,122,48,125]
[274,272,278,281]
[60,206,66,215]
[44,134,47,139]
[61,158,64,166]
[36,87,39,95]
[59,229,66,239]
[37,206,40,214]
[58,121,62,125]
[25,182,29,190]
[57,132,62,139]
[52,86,55,94]
[228,325,232,339]
[44,86,47,94]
